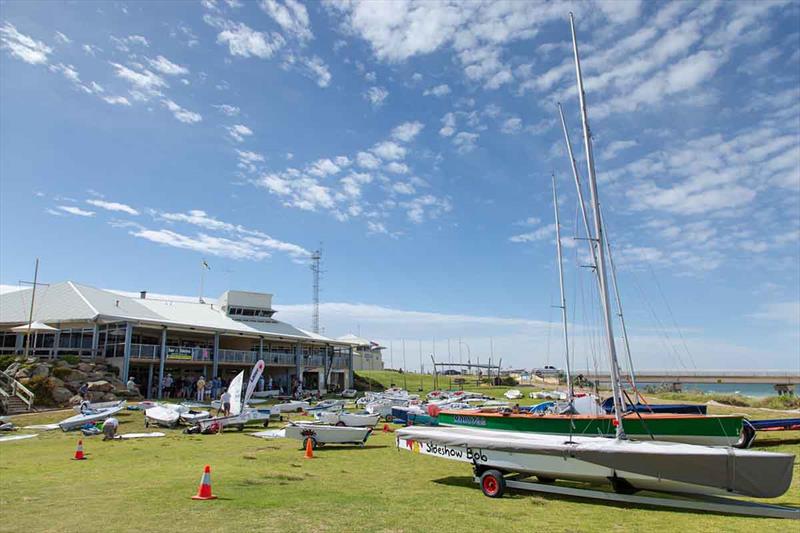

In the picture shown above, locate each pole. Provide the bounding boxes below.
[418,339,423,391]
[552,173,574,405]
[23,258,39,358]
[199,260,205,304]
[570,12,625,437]
[402,339,407,390]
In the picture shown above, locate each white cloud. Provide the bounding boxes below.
[86,199,139,215]
[57,205,95,217]
[385,162,409,174]
[291,54,331,87]
[82,43,101,56]
[364,86,388,107]
[452,131,479,153]
[214,104,240,116]
[308,158,343,178]
[509,223,555,243]
[236,149,265,172]
[147,55,189,76]
[392,182,416,195]
[110,34,149,52]
[260,0,313,42]
[54,31,71,45]
[424,83,451,97]
[749,302,800,326]
[500,116,522,134]
[401,194,452,223]
[132,228,270,260]
[110,62,167,98]
[103,95,131,106]
[356,151,381,169]
[439,112,456,137]
[0,23,52,65]
[162,99,202,124]
[600,139,637,161]
[391,121,424,142]
[372,141,406,160]
[226,124,253,142]
[205,16,285,58]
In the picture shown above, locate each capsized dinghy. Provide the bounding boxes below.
[144,405,181,428]
[59,400,125,431]
[396,426,794,499]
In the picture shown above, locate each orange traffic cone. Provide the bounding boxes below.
[191,465,217,500]
[72,440,87,460]
[304,438,314,459]
[382,424,393,433]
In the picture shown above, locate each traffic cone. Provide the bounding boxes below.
[72,440,87,460]
[304,438,314,459]
[382,424,393,433]
[191,465,217,500]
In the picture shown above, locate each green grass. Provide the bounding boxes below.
[1,385,798,532]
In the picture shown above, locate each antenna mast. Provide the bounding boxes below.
[570,13,626,437]
[311,248,321,334]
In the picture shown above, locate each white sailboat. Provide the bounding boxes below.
[396,13,796,513]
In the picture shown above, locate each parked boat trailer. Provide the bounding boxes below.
[471,468,799,520]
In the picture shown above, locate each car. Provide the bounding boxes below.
[442,369,461,375]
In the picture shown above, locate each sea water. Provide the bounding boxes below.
[637,382,798,398]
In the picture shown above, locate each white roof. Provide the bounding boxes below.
[0,281,344,345]
[10,320,58,332]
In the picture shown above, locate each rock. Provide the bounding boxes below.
[52,387,73,404]
[101,393,118,402]
[65,370,87,382]
[31,364,50,378]
[77,363,94,373]
[4,362,21,376]
[64,381,81,393]
[94,364,108,371]
[112,382,128,393]
[87,391,106,402]
[25,357,37,365]
[116,389,141,399]
[87,372,105,381]
[48,376,65,388]
[87,380,113,393]
[18,377,30,386]
[14,367,30,379]
[69,395,83,405]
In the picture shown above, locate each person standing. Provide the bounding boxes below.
[127,377,138,394]
[257,375,265,393]
[196,375,206,402]
[218,388,231,417]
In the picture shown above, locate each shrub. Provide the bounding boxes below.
[26,375,56,407]
[60,355,80,365]
[0,355,17,372]
[52,367,74,380]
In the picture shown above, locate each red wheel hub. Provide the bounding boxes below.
[482,475,498,495]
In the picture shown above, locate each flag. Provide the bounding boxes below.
[202,259,210,270]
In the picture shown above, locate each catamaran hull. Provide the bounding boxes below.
[438,410,747,448]
[396,426,794,499]
[59,402,125,431]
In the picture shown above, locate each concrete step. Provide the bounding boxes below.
[3,396,31,415]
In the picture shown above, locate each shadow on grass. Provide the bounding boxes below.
[431,476,796,518]
[754,438,800,448]
[314,444,389,451]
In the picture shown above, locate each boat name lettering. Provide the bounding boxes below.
[453,415,486,426]
[465,448,488,463]
[423,443,463,459]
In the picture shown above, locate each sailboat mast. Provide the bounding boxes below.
[23,258,39,358]
[605,238,640,402]
[569,13,626,437]
[551,174,574,403]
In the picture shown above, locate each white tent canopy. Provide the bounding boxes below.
[10,321,58,332]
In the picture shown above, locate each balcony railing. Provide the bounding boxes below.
[304,356,324,367]
[331,357,349,369]
[218,349,257,364]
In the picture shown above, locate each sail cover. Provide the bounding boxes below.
[396,426,794,499]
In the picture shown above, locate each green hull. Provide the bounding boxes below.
[437,411,745,447]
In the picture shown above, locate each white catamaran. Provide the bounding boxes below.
[396,13,796,517]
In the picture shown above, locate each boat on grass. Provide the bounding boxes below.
[315,411,380,427]
[396,425,794,499]
[59,400,125,431]
[284,421,372,449]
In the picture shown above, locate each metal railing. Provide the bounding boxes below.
[331,357,349,369]
[218,349,257,364]
[304,356,324,367]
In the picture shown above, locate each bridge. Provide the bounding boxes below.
[581,370,800,389]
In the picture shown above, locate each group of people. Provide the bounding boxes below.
[159,374,229,400]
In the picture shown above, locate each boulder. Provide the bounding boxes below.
[18,377,30,386]
[64,381,81,393]
[14,367,30,379]
[47,376,65,388]
[77,363,94,373]
[64,370,87,382]
[87,380,113,393]
[4,362,21,376]
[101,393,118,402]
[87,391,106,402]
[25,357,37,365]
[69,395,83,405]
[52,387,73,404]
[30,364,50,378]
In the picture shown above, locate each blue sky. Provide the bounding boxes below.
[1,0,798,371]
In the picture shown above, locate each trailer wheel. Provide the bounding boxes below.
[237,424,245,432]
[385,415,393,423]
[480,469,506,498]
[262,420,270,428]
[303,437,317,450]
[335,421,346,427]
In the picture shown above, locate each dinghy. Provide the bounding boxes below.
[270,400,310,413]
[306,399,345,413]
[284,421,372,448]
[73,400,127,412]
[315,411,380,427]
[504,390,523,400]
[396,425,794,499]
[144,405,181,428]
[59,400,125,431]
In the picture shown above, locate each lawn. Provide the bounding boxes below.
[1,374,798,532]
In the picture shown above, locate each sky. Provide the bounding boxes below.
[0,0,798,372]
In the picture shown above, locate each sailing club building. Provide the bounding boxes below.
[0,282,355,397]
